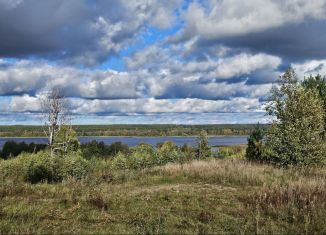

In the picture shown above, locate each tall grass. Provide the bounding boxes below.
[1,153,326,234]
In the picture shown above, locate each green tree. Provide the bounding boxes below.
[245,123,264,162]
[302,74,326,129]
[265,68,325,166]
[54,125,80,155]
[196,130,211,159]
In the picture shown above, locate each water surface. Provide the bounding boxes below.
[0,136,248,149]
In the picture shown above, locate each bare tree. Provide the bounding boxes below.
[40,88,72,156]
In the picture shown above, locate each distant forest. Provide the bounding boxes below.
[0,124,267,137]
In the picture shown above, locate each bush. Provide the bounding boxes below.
[81,141,130,159]
[180,144,196,161]
[107,142,129,156]
[111,142,195,170]
[0,151,90,183]
[245,124,264,162]
[26,153,56,183]
[111,152,129,170]
[81,140,107,159]
[219,145,246,159]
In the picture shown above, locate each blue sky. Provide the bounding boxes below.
[1,0,326,125]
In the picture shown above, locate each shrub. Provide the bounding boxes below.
[0,151,90,183]
[59,153,91,180]
[81,140,106,159]
[128,150,153,170]
[107,142,129,156]
[219,145,246,159]
[245,124,264,162]
[53,126,80,156]
[26,153,56,183]
[81,141,130,159]
[111,142,193,170]
[111,152,129,170]
[155,141,179,165]
[180,144,196,161]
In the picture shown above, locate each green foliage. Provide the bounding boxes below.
[112,144,155,170]
[180,144,196,160]
[112,141,196,170]
[265,68,326,166]
[0,141,46,159]
[2,159,326,234]
[0,124,265,137]
[245,124,264,162]
[107,141,130,156]
[302,74,326,127]
[156,141,185,165]
[0,151,90,183]
[81,141,129,159]
[111,152,129,170]
[53,126,80,155]
[81,140,107,159]
[196,130,211,159]
[218,145,246,159]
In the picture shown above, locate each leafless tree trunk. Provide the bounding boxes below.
[40,88,71,156]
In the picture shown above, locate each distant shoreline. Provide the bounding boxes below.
[0,135,249,138]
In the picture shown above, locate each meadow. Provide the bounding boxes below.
[0,144,325,234]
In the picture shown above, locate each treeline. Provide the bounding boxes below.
[0,133,221,162]
[0,124,266,137]
[0,141,47,159]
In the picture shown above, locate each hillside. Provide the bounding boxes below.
[1,158,325,234]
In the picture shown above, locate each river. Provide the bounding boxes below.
[0,136,248,149]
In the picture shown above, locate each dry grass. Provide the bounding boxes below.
[153,159,285,186]
[1,158,326,234]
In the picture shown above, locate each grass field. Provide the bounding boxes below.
[1,158,325,234]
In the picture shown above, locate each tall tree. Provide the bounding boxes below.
[40,88,71,156]
[245,123,264,162]
[302,74,326,129]
[265,68,325,166]
[196,130,211,159]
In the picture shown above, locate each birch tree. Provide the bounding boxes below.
[40,88,72,156]
[265,68,326,166]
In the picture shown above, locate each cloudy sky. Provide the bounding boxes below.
[1,0,326,124]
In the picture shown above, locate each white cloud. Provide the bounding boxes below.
[0,60,141,99]
[0,50,280,101]
[292,59,326,79]
[215,53,281,79]
[6,95,262,114]
[174,0,326,41]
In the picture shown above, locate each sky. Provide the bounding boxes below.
[1,0,326,125]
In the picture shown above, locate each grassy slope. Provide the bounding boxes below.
[1,159,326,234]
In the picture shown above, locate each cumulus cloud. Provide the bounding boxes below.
[0,60,142,99]
[292,59,326,79]
[171,0,326,61]
[177,0,326,40]
[2,0,326,124]
[6,95,262,114]
[0,0,181,65]
[0,50,279,101]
